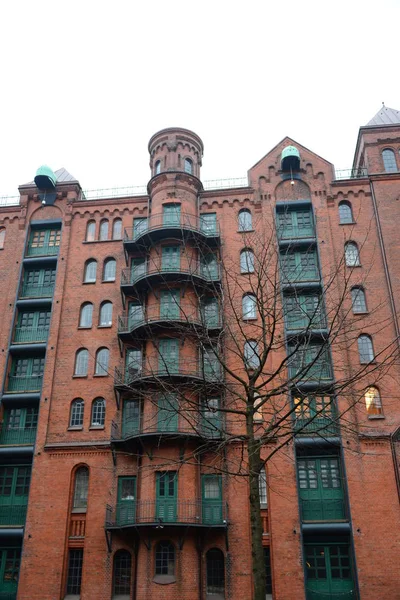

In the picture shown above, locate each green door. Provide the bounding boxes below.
[161,246,180,271]
[202,398,222,438]
[200,213,217,234]
[0,548,20,596]
[9,357,45,392]
[201,297,219,327]
[201,253,218,280]
[128,302,144,327]
[277,208,313,239]
[0,466,30,525]
[156,472,177,522]
[158,395,178,432]
[280,250,318,283]
[202,475,223,524]
[158,339,179,375]
[294,395,337,436]
[122,400,140,437]
[22,268,56,297]
[298,457,344,521]
[15,310,51,343]
[1,408,38,445]
[133,217,148,239]
[160,289,180,319]
[131,258,146,282]
[28,227,61,255]
[163,204,181,226]
[305,544,354,599]
[203,347,221,381]
[284,295,324,331]
[117,477,136,526]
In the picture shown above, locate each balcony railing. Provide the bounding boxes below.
[25,243,60,257]
[280,266,320,285]
[0,593,18,600]
[288,357,333,383]
[13,326,49,344]
[277,225,315,241]
[6,375,43,393]
[0,426,37,445]
[121,263,221,288]
[123,213,220,242]
[115,361,223,387]
[285,313,327,332]
[19,283,55,298]
[106,500,228,528]
[300,498,346,522]
[0,504,27,526]
[118,308,221,335]
[111,415,223,442]
[294,416,338,437]
[334,167,368,180]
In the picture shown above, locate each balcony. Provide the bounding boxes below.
[6,375,43,393]
[0,426,36,446]
[123,213,220,252]
[300,498,346,522]
[111,415,223,445]
[120,262,221,295]
[0,504,27,526]
[19,283,54,299]
[277,224,315,243]
[294,416,338,437]
[117,307,221,340]
[288,351,333,385]
[13,326,49,344]
[105,499,228,529]
[115,360,223,389]
[25,242,60,257]
[285,313,327,333]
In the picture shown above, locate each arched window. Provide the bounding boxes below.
[184,158,193,174]
[73,466,89,510]
[0,228,5,249]
[244,340,260,369]
[339,201,353,224]
[253,395,263,422]
[103,258,116,282]
[84,259,97,283]
[351,287,367,313]
[79,302,93,328]
[74,349,89,376]
[70,399,84,428]
[95,347,109,375]
[91,398,105,427]
[206,548,225,596]
[238,209,252,231]
[242,293,257,319]
[358,335,375,363]
[364,386,383,416]
[155,541,175,577]
[155,160,161,175]
[99,301,113,326]
[99,219,109,241]
[112,219,122,240]
[113,550,132,596]
[345,242,360,267]
[240,249,255,273]
[86,221,96,242]
[382,149,397,173]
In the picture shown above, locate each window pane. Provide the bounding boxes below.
[99,220,109,240]
[103,259,116,281]
[0,229,5,249]
[112,219,122,240]
[244,340,260,369]
[95,348,109,375]
[240,250,255,273]
[184,158,193,174]
[243,294,257,319]
[345,243,360,266]
[259,470,267,506]
[67,549,83,594]
[79,303,93,327]
[75,350,89,376]
[113,551,131,595]
[382,149,397,173]
[155,160,161,175]
[84,260,97,282]
[99,302,113,326]
[238,209,252,231]
[91,398,105,426]
[155,541,175,575]
[206,549,225,595]
[339,202,353,224]
[86,221,95,242]
[358,335,374,363]
[365,387,383,415]
[73,468,89,510]
[351,288,367,313]
[70,399,84,427]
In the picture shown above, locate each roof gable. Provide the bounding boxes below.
[367,105,400,126]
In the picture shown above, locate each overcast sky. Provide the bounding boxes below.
[0,0,398,197]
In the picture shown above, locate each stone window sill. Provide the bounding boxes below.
[89,425,105,430]
[367,414,385,420]
[98,324,112,328]
[68,426,83,431]
[153,575,176,585]
[339,221,357,226]
[83,239,121,244]
[72,375,88,379]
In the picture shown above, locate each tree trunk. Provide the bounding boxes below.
[248,437,266,600]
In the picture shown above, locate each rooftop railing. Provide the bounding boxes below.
[334,167,368,180]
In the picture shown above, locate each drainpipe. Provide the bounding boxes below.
[390,427,400,504]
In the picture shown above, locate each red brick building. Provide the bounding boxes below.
[0,106,399,600]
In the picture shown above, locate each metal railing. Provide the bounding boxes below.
[111,416,223,442]
[277,225,315,240]
[288,359,333,382]
[203,177,248,190]
[121,263,221,287]
[300,498,346,522]
[124,213,220,242]
[106,499,228,528]
[81,185,148,200]
[294,417,338,437]
[19,283,55,298]
[0,504,27,526]
[25,243,60,257]
[334,167,368,180]
[6,375,43,393]
[13,326,49,344]
[115,361,224,386]
[0,426,37,445]
[117,308,221,334]
[285,314,327,331]
[0,592,18,600]
[280,267,320,284]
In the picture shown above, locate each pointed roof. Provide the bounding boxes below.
[367,105,400,126]
[21,167,79,187]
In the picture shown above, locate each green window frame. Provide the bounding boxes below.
[0,548,21,596]
[284,294,325,330]
[133,217,148,239]
[201,252,218,279]
[305,544,354,598]
[117,476,136,526]
[122,399,140,437]
[130,257,147,282]
[161,246,180,272]
[21,268,56,297]
[157,394,178,432]
[158,339,179,374]
[201,297,219,327]
[160,289,180,319]
[28,227,61,255]
[280,249,319,283]
[14,310,51,343]
[1,407,38,445]
[297,457,344,521]
[276,207,314,239]
[201,474,223,524]
[200,213,217,234]
[156,472,177,522]
[163,204,181,226]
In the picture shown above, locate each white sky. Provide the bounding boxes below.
[0,0,399,197]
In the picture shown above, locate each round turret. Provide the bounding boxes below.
[148,127,204,179]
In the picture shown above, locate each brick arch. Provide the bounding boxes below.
[275,178,311,201]
[29,203,63,221]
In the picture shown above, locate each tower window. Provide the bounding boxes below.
[382,149,397,173]
[155,160,161,175]
[184,158,193,174]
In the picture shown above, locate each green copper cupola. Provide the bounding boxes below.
[281,146,300,171]
[34,165,57,190]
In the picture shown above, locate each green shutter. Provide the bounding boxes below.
[202,475,223,524]
[156,472,177,522]
[117,477,136,526]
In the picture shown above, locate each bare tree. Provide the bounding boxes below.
[113,209,398,600]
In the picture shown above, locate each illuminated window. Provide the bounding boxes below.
[364,386,383,416]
